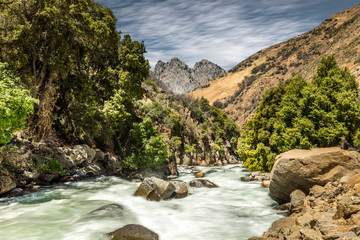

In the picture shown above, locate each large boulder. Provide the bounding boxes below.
[0,168,16,195]
[269,147,360,204]
[134,177,185,201]
[134,178,161,201]
[151,177,175,200]
[108,224,159,240]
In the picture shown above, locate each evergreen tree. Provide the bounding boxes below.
[238,56,360,172]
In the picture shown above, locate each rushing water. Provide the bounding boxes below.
[0,164,283,240]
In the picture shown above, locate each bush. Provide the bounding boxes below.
[33,158,66,174]
[0,63,38,144]
[124,118,169,169]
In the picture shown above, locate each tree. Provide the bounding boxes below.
[238,56,360,172]
[0,0,150,147]
[124,118,169,169]
[0,62,38,144]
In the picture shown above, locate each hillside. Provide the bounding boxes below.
[190,4,360,127]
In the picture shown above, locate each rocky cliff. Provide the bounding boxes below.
[154,58,225,95]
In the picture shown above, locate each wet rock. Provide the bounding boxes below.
[170,180,188,199]
[0,168,16,195]
[241,172,270,182]
[108,224,159,240]
[189,179,218,188]
[134,178,158,201]
[138,169,166,181]
[195,171,205,178]
[269,147,360,204]
[88,204,128,219]
[6,188,24,197]
[151,177,175,200]
[240,176,252,182]
[134,177,179,201]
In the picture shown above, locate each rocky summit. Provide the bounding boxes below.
[154,58,225,95]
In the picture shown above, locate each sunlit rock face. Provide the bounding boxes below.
[154,58,225,95]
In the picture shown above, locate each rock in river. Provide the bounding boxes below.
[189,179,218,188]
[108,224,159,240]
[134,177,188,201]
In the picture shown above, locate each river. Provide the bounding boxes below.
[0,164,283,240]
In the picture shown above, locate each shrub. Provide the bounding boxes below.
[0,63,38,144]
[124,118,169,169]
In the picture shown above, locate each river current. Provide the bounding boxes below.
[0,164,283,240]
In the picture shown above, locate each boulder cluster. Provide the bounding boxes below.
[0,139,121,196]
[133,174,218,201]
[252,147,360,239]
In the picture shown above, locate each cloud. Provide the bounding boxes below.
[97,0,358,70]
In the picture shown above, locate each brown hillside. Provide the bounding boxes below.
[189,4,360,127]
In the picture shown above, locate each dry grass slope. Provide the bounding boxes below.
[189,4,360,127]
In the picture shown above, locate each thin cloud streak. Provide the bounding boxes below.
[97,0,359,70]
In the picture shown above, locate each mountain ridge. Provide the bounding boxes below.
[154,57,225,95]
[190,3,360,127]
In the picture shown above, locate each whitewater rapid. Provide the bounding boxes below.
[0,164,283,240]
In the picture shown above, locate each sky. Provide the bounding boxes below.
[96,0,359,70]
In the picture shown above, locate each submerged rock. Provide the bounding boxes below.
[88,204,126,218]
[189,179,218,188]
[108,224,159,240]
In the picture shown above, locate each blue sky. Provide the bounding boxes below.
[97,0,359,70]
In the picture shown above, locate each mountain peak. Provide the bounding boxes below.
[154,58,225,95]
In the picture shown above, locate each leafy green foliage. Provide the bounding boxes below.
[238,56,360,172]
[0,62,38,144]
[0,0,149,147]
[124,118,169,169]
[33,158,66,174]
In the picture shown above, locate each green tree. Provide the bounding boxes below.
[0,62,38,144]
[0,0,150,148]
[238,56,360,172]
[124,118,169,169]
